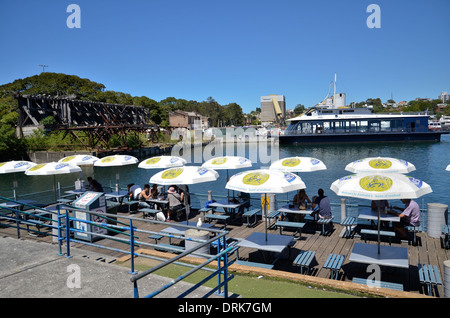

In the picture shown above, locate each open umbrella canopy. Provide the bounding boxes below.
[345,157,416,174]
[149,166,219,185]
[138,156,186,169]
[225,169,306,194]
[94,155,138,167]
[58,155,99,166]
[202,156,252,170]
[330,172,432,200]
[269,157,326,172]
[25,162,82,176]
[0,161,36,174]
[446,165,450,171]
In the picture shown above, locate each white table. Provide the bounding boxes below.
[209,199,248,215]
[64,189,86,198]
[349,243,409,269]
[278,204,314,216]
[105,190,128,203]
[237,232,293,254]
[358,208,400,223]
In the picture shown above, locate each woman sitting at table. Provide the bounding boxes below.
[167,186,184,222]
[150,184,159,199]
[292,189,311,222]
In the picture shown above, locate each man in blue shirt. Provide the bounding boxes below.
[312,188,332,219]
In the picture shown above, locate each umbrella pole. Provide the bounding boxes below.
[13,173,17,201]
[264,193,268,242]
[227,170,230,201]
[53,175,58,201]
[377,203,381,254]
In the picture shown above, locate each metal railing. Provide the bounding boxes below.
[0,195,236,298]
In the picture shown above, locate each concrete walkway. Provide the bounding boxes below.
[0,236,223,298]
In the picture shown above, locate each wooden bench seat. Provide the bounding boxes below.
[323,254,345,280]
[293,250,316,275]
[352,277,404,291]
[341,216,356,238]
[242,209,261,227]
[266,210,280,229]
[204,213,230,228]
[139,208,161,219]
[418,264,442,296]
[317,217,333,235]
[360,228,396,245]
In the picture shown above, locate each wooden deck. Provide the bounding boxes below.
[1,207,449,298]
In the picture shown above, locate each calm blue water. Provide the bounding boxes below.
[1,134,449,227]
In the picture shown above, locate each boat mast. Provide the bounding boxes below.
[333,73,337,108]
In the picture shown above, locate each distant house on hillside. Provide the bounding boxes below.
[168,110,209,130]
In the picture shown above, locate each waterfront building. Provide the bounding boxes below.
[168,110,209,130]
[260,94,286,125]
[439,92,449,103]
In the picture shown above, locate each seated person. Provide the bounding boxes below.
[390,199,420,239]
[150,184,159,199]
[138,184,152,208]
[167,186,184,222]
[292,189,311,222]
[87,177,103,192]
[311,188,332,220]
[237,191,251,216]
[371,199,389,211]
[127,183,142,201]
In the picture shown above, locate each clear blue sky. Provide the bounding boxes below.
[1,0,449,113]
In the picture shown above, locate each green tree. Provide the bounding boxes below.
[294,104,305,116]
[222,103,245,126]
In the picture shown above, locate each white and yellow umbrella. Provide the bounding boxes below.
[202,156,252,199]
[150,166,218,185]
[94,155,138,192]
[138,156,186,169]
[226,169,306,241]
[25,162,82,200]
[0,160,37,200]
[269,157,326,172]
[0,160,36,174]
[58,155,99,166]
[330,172,432,254]
[345,157,415,174]
[150,166,219,223]
[93,155,138,167]
[202,156,252,170]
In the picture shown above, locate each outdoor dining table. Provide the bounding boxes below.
[105,190,128,204]
[237,232,294,263]
[146,197,169,212]
[0,199,37,211]
[358,207,400,223]
[64,189,86,198]
[349,242,409,269]
[358,207,400,229]
[208,198,248,215]
[278,204,314,216]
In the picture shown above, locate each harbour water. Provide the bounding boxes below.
[1,134,449,230]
